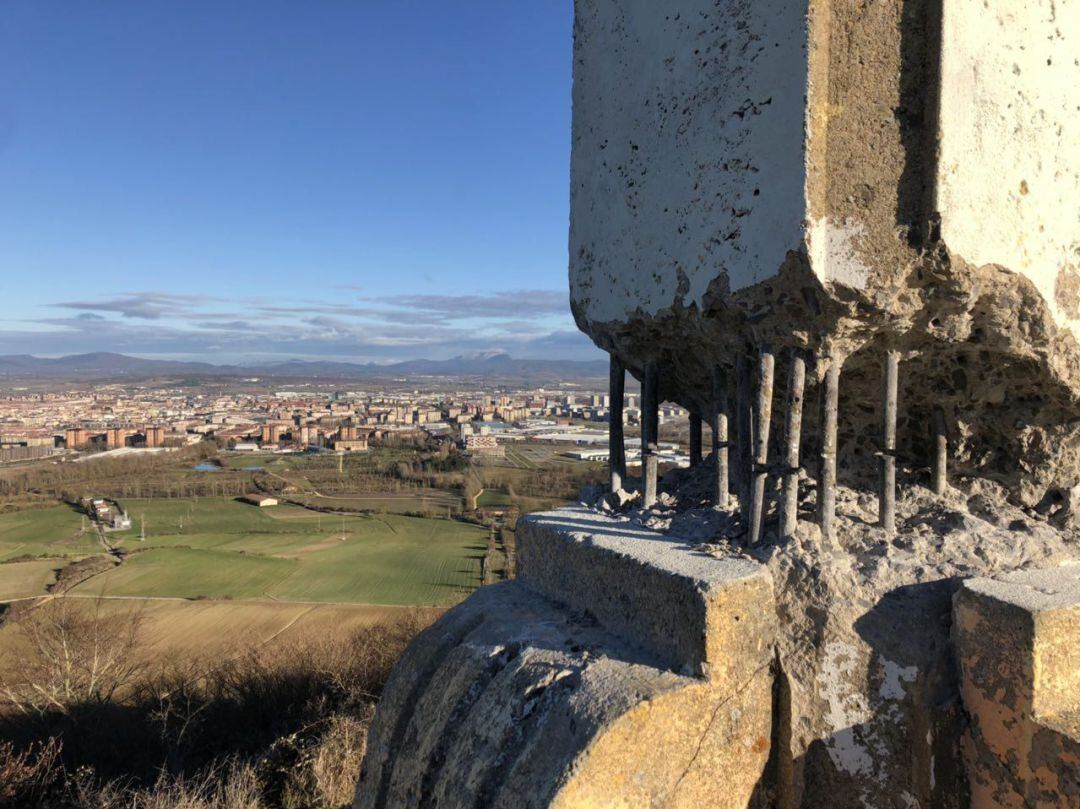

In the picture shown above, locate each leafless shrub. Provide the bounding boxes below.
[0,606,435,808]
[273,708,374,809]
[0,737,63,805]
[1,597,145,717]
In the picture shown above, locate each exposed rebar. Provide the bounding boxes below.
[749,349,775,545]
[736,353,754,526]
[932,407,947,497]
[608,354,626,492]
[689,412,703,467]
[642,360,660,508]
[879,351,899,536]
[818,356,841,544]
[643,454,658,508]
[712,366,730,510]
[779,353,806,542]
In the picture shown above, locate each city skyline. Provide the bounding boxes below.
[0,2,595,363]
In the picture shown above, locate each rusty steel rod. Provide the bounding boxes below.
[749,349,775,545]
[712,366,730,510]
[818,357,841,543]
[779,353,806,542]
[879,351,899,536]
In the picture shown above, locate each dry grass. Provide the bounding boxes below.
[0,597,434,808]
[74,762,265,809]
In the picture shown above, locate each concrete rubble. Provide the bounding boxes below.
[580,467,1079,807]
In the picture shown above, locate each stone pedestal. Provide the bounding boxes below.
[353,508,776,808]
[353,509,1080,807]
[953,566,1080,807]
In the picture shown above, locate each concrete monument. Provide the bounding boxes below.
[355,2,1080,806]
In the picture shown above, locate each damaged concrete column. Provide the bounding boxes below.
[608,354,626,492]
[688,411,703,467]
[569,0,1080,510]
[642,360,659,508]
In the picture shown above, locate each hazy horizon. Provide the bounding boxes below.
[0,347,606,367]
[0,2,600,364]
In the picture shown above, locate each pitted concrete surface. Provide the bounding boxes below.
[938,0,1080,333]
[570,0,808,320]
[963,562,1080,613]
[569,0,1080,510]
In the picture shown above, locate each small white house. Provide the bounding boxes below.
[239,493,278,508]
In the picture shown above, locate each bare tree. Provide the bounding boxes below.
[1,597,145,717]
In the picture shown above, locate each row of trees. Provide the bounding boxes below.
[0,444,222,506]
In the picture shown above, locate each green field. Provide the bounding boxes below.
[475,489,513,507]
[220,453,290,471]
[0,506,99,561]
[68,497,485,605]
[0,559,60,600]
[290,490,463,514]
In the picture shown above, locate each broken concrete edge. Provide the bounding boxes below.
[517,506,775,682]
[960,562,1080,614]
[952,564,1080,804]
[355,502,1080,808]
[957,563,1080,726]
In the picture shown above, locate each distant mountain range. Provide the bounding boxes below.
[0,351,609,382]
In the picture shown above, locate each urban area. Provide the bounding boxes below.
[0,379,691,467]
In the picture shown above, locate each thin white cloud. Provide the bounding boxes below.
[3,288,600,362]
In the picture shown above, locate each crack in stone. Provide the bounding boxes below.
[665,659,773,806]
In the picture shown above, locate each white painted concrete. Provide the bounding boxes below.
[937,0,1080,332]
[570,0,1080,354]
[806,218,871,290]
[569,0,809,323]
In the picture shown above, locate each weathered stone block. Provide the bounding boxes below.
[353,508,776,809]
[953,565,1080,807]
[517,507,772,680]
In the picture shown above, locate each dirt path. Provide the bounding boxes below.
[4,592,431,610]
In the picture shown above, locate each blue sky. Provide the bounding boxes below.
[0,1,596,363]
